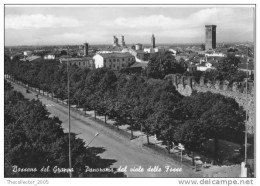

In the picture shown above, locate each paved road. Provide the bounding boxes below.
[7,80,202,178]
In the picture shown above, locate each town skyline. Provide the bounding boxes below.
[5,6,254,46]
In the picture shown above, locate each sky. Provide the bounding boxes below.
[4,5,254,46]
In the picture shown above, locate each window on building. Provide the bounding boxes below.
[104,59,106,62]
[79,62,81,66]
[122,58,124,61]
[117,66,119,70]
[128,58,130,61]
[113,59,116,62]
[110,59,112,62]
[113,64,115,68]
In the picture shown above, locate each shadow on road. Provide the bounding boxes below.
[87,147,117,168]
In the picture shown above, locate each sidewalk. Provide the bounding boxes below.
[73,105,242,177]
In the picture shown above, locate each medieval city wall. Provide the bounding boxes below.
[165,74,255,134]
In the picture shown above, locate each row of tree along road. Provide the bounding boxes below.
[4,53,248,169]
[4,80,126,177]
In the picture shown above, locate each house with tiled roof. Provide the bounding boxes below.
[59,57,95,69]
[44,51,60,60]
[238,60,254,75]
[97,46,126,54]
[196,62,215,71]
[20,55,42,63]
[121,48,146,62]
[93,52,135,71]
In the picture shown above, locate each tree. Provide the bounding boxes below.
[132,103,153,144]
[202,56,247,85]
[60,50,67,56]
[96,70,118,122]
[199,96,245,161]
[4,82,125,177]
[131,82,155,144]
[113,75,145,139]
[143,52,150,61]
[146,53,185,79]
[83,68,115,119]
[174,120,206,165]
[216,56,241,80]
[176,92,246,162]
[149,81,183,152]
[202,69,223,81]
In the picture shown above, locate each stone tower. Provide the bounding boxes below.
[84,43,88,56]
[205,25,217,50]
[121,35,126,46]
[113,35,119,47]
[151,34,155,48]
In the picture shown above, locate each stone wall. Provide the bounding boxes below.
[164,74,255,134]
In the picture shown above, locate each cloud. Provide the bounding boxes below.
[46,31,108,44]
[113,15,174,28]
[100,8,253,42]
[5,14,81,29]
[61,33,83,39]
[4,7,253,45]
[104,8,249,30]
[46,33,84,44]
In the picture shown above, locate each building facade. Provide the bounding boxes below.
[23,51,32,56]
[59,57,95,69]
[205,52,226,57]
[93,52,135,70]
[44,53,56,60]
[196,62,215,71]
[121,48,145,62]
[205,25,217,50]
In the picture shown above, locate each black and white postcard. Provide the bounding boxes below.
[2,1,257,186]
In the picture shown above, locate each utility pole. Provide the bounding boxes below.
[67,47,72,178]
[244,47,250,166]
[141,123,143,148]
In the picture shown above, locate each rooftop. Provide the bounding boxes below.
[105,46,125,51]
[205,25,217,27]
[60,57,93,62]
[130,62,148,68]
[45,52,60,55]
[20,55,41,62]
[98,52,134,58]
[238,62,254,70]
[136,50,145,54]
